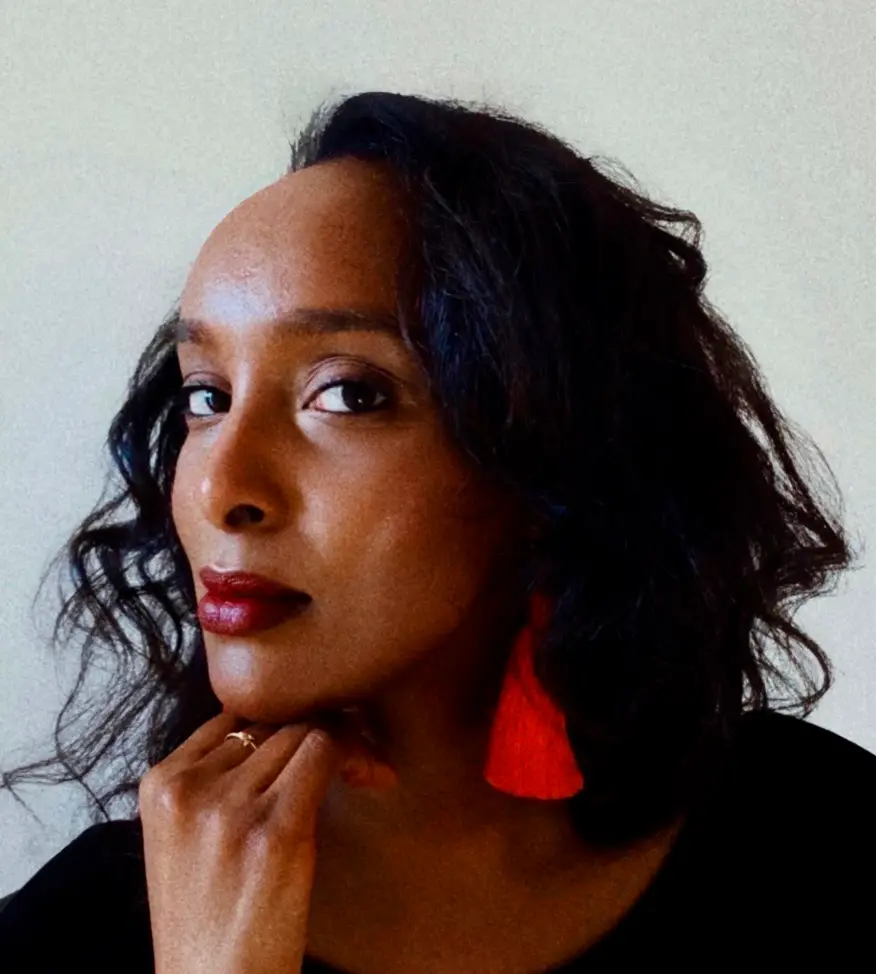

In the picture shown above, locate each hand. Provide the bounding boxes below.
[138,711,368,974]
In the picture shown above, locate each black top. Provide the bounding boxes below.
[1,710,875,971]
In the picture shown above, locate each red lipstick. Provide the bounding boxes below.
[197,595,310,635]
[197,567,311,635]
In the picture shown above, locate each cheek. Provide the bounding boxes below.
[169,454,197,549]
[170,427,513,631]
[308,463,508,627]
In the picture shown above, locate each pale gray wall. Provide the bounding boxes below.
[2,0,874,894]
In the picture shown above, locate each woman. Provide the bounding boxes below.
[1,90,873,972]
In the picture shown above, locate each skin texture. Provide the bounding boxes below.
[139,715,353,974]
[172,157,684,972]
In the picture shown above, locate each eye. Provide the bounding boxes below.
[308,377,391,415]
[170,384,229,419]
[168,377,391,421]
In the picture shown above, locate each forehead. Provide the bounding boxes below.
[180,159,410,330]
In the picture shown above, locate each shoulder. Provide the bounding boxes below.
[721,709,876,848]
[1,817,145,904]
[702,710,876,957]
[733,709,876,810]
[0,818,151,973]
[604,711,876,965]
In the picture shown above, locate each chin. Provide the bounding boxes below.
[218,693,353,729]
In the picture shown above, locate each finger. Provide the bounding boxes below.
[153,711,242,773]
[262,726,348,829]
[237,718,370,796]
[224,723,321,796]
[199,722,310,778]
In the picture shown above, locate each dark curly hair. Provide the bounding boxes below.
[2,90,862,849]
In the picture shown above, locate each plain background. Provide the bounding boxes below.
[1,0,873,894]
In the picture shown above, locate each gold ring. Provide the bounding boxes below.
[224,730,258,752]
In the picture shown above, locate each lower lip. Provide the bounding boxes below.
[197,594,311,635]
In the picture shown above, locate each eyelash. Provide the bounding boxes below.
[169,376,392,421]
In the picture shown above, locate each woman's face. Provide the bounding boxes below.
[172,157,526,728]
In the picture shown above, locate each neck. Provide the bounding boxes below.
[315,591,588,882]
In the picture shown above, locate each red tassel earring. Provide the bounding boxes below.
[484,590,585,799]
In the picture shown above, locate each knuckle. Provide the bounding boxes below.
[139,767,200,819]
[137,767,166,808]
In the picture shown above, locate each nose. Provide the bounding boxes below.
[195,397,295,532]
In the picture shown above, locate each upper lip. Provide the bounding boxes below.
[198,567,310,601]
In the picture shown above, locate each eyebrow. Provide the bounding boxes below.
[162,307,403,346]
